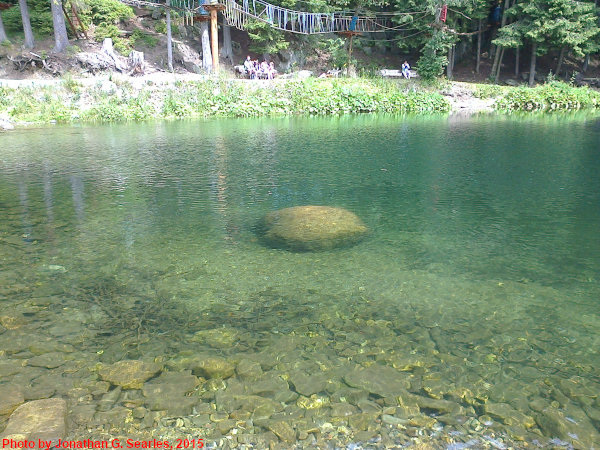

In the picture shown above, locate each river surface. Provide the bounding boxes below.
[0,114,599,448]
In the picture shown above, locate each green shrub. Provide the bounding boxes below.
[94,23,130,55]
[154,20,167,34]
[131,29,159,48]
[86,0,134,26]
[474,85,507,99]
[494,81,600,111]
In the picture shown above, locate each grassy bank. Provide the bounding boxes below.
[475,81,600,112]
[0,77,450,125]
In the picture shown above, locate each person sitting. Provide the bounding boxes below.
[402,61,411,79]
[243,56,255,78]
[259,60,270,79]
[268,61,277,79]
[248,60,258,79]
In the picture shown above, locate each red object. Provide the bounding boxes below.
[0,2,13,10]
[440,4,447,22]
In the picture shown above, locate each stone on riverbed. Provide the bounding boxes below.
[98,360,162,389]
[343,365,410,398]
[0,385,24,415]
[142,372,200,415]
[190,356,235,379]
[0,398,66,444]
[261,206,368,251]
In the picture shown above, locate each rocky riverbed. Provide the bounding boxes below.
[1,254,599,448]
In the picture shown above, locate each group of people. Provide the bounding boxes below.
[243,56,277,80]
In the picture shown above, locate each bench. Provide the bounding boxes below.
[380,69,418,79]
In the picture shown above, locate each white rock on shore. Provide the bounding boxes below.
[0,116,14,130]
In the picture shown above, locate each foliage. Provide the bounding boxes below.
[494,0,600,58]
[0,78,451,125]
[244,18,289,55]
[316,38,348,68]
[81,0,134,26]
[474,84,508,99]
[417,29,454,80]
[94,23,130,55]
[131,29,159,48]
[494,81,600,111]
[154,20,167,34]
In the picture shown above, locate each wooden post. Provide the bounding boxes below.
[210,8,218,71]
[338,30,360,77]
[203,4,225,73]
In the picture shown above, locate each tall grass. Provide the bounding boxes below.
[0,78,450,125]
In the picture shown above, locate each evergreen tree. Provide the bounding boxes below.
[494,0,600,85]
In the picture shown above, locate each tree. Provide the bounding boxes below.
[199,20,212,72]
[18,0,34,48]
[221,17,233,65]
[50,0,69,52]
[166,0,173,71]
[494,0,600,85]
[245,18,289,55]
[0,13,8,43]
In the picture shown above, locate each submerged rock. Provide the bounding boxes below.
[261,206,368,251]
[0,385,24,415]
[0,398,66,443]
[190,357,235,379]
[98,360,162,389]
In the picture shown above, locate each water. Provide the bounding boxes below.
[1,114,599,447]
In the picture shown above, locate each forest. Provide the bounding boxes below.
[0,0,599,84]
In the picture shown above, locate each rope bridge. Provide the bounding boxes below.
[118,0,402,34]
[223,0,396,34]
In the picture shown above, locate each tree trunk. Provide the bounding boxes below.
[529,42,537,87]
[555,46,566,77]
[18,0,35,49]
[582,54,590,73]
[495,47,505,81]
[446,45,454,79]
[221,18,233,65]
[490,0,511,77]
[166,0,173,71]
[50,0,69,53]
[475,19,482,74]
[515,46,520,76]
[200,21,212,72]
[0,14,8,43]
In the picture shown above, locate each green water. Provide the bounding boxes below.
[1,114,599,447]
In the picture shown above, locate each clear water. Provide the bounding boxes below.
[1,114,599,446]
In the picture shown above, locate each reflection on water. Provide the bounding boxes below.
[0,115,599,447]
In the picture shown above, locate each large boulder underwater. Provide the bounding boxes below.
[260,205,368,251]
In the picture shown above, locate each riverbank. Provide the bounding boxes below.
[1,74,599,129]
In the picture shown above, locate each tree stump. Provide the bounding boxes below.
[76,38,127,73]
[128,50,145,75]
